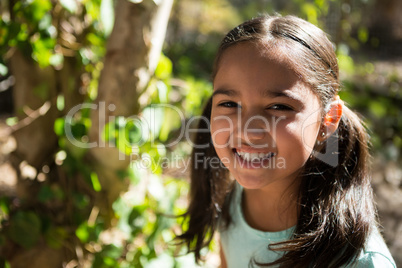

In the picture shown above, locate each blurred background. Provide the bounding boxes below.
[0,0,401,267]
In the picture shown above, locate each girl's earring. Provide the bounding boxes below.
[316,131,326,146]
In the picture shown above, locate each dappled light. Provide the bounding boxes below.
[0,0,401,267]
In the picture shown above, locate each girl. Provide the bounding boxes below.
[177,15,396,267]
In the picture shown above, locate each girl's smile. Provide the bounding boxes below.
[233,147,277,169]
[211,42,322,191]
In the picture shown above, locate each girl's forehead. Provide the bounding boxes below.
[216,41,322,97]
[218,41,299,75]
[215,43,313,93]
[214,41,319,104]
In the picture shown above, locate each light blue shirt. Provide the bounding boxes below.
[219,183,396,268]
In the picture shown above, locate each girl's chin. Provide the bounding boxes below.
[232,173,271,190]
[233,151,275,169]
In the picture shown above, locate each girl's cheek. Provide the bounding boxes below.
[210,115,235,147]
[271,118,294,137]
[276,119,319,156]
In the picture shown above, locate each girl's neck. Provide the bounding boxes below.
[242,181,300,232]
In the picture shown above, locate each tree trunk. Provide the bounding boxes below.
[88,0,173,220]
[368,0,402,56]
[3,0,173,267]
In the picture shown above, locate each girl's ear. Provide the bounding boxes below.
[317,96,343,142]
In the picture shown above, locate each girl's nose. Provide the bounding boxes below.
[233,114,270,145]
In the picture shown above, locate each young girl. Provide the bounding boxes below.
[177,15,396,267]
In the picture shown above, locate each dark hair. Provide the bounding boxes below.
[177,14,377,268]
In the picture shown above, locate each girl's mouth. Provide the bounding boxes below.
[232,148,276,162]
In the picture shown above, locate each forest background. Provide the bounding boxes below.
[0,0,401,267]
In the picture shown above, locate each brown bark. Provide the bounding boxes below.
[368,0,402,55]
[9,50,59,170]
[88,0,173,217]
[5,51,84,268]
[370,0,402,40]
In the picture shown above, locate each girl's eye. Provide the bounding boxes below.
[268,104,293,111]
[218,101,239,108]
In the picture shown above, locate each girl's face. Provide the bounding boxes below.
[211,42,322,191]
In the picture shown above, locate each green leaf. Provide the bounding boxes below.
[155,54,172,80]
[337,54,355,75]
[369,101,387,118]
[29,0,52,22]
[102,120,116,145]
[16,24,28,43]
[38,14,52,31]
[100,0,115,36]
[142,106,164,140]
[5,117,17,126]
[126,120,143,145]
[31,38,55,67]
[54,118,65,136]
[128,205,146,225]
[101,244,122,259]
[73,193,90,210]
[59,0,78,13]
[364,62,375,74]
[50,53,64,68]
[92,244,123,267]
[0,198,9,216]
[0,258,11,268]
[37,185,53,203]
[86,33,104,46]
[0,63,8,76]
[90,172,102,192]
[159,106,182,142]
[156,81,168,103]
[38,184,65,203]
[8,211,41,248]
[358,27,369,43]
[104,116,144,155]
[45,226,67,249]
[302,3,319,25]
[75,222,90,243]
[70,122,88,138]
[56,94,65,111]
[147,175,165,201]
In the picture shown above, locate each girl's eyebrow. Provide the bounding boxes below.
[213,87,303,102]
[212,88,239,97]
[261,89,302,102]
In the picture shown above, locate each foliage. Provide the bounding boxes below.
[0,1,214,266]
[0,0,401,267]
[0,0,200,267]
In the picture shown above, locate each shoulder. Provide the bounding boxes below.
[218,182,241,232]
[348,227,396,268]
[351,252,396,268]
